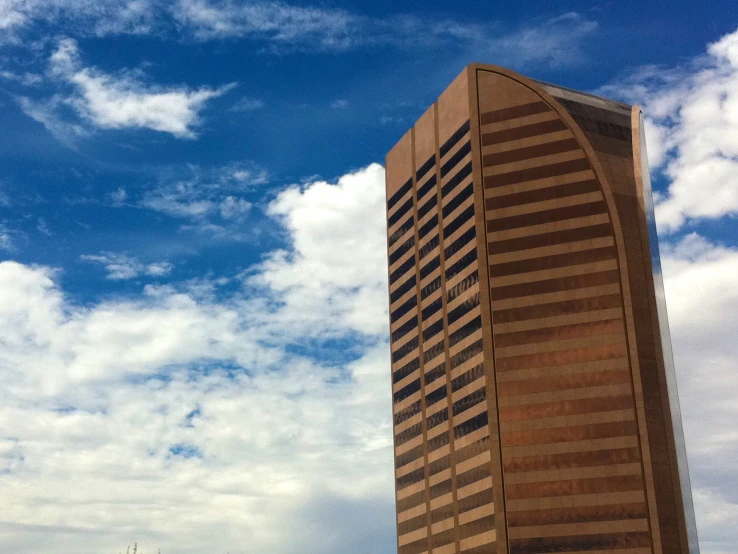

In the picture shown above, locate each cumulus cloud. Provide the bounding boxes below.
[251,163,388,337]
[660,234,738,553]
[42,37,231,138]
[600,27,738,233]
[80,252,173,280]
[0,180,394,551]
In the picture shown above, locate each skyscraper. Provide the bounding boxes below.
[384,64,699,554]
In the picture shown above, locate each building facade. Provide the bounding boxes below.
[384,64,699,554]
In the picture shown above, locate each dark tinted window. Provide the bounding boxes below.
[446,248,477,281]
[394,378,421,403]
[419,234,439,260]
[387,178,412,211]
[442,183,474,219]
[417,174,437,199]
[441,161,473,197]
[388,215,414,248]
[448,293,480,325]
[447,270,478,303]
[441,141,471,177]
[421,297,442,321]
[424,363,445,385]
[450,339,483,369]
[420,256,440,280]
[443,204,475,238]
[440,120,470,157]
[453,387,486,416]
[393,357,420,384]
[426,386,448,407]
[445,225,476,259]
[449,316,482,347]
[390,295,416,323]
[390,256,415,285]
[388,196,413,227]
[424,339,445,364]
[421,276,441,300]
[392,336,418,363]
[392,316,418,343]
[451,363,485,392]
[416,155,436,180]
[389,235,415,265]
[418,215,437,239]
[418,194,437,219]
[454,411,488,439]
[390,274,416,304]
[423,318,444,342]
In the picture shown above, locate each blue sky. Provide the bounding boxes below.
[0,1,737,553]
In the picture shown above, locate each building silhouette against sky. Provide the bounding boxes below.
[384,64,699,554]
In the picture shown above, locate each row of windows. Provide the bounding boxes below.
[449,316,482,348]
[396,420,422,446]
[454,411,488,439]
[418,193,437,219]
[451,362,484,393]
[421,276,442,300]
[450,338,484,369]
[388,215,414,248]
[448,292,480,326]
[424,339,445,364]
[392,315,418,343]
[440,120,471,157]
[396,488,426,514]
[423,318,444,342]
[447,270,479,304]
[393,356,419,384]
[397,466,425,489]
[446,247,477,281]
[390,274,416,305]
[424,362,445,386]
[397,511,426,536]
[416,154,436,181]
[389,235,414,266]
[391,295,416,324]
[394,399,421,427]
[394,376,421,404]
[419,234,439,260]
[390,255,415,285]
[441,160,473,198]
[442,182,474,219]
[392,336,418,364]
[426,386,447,408]
[445,225,476,260]
[458,486,492,516]
[428,407,449,429]
[441,141,471,177]
[387,178,412,212]
[453,387,486,417]
[417,174,437,200]
[429,453,449,477]
[428,430,449,453]
[419,215,437,239]
[395,442,423,469]
[457,453,490,489]
[422,297,442,321]
[443,204,475,238]
[388,196,413,227]
[420,255,440,280]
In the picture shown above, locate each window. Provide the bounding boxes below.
[392,316,418,343]
[394,378,421,403]
[418,215,437,239]
[423,318,444,342]
[450,339,483,369]
[441,141,471,177]
[418,194,437,219]
[441,161,473,197]
[388,196,413,227]
[387,178,412,211]
[390,274,416,305]
[388,215,414,248]
[449,316,482,347]
[391,295,417,324]
[440,120,470,157]
[442,182,474,219]
[416,154,436,180]
[421,276,441,300]
[446,248,477,281]
[390,256,415,285]
[392,336,418,363]
[421,297,442,321]
[419,234,439,260]
[389,235,415,265]
[443,204,474,238]
[417,174,437,199]
[446,270,478,303]
[420,255,440,280]
[454,411,488,439]
[448,293,480,326]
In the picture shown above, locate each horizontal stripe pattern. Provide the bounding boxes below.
[480,90,651,554]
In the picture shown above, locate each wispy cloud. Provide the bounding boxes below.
[139,162,268,237]
[80,252,173,280]
[599,27,738,233]
[1,0,598,65]
[230,95,265,112]
[41,38,233,139]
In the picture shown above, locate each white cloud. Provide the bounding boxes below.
[600,27,738,233]
[81,252,173,280]
[660,234,738,553]
[45,37,231,138]
[251,163,388,337]
[0,222,21,252]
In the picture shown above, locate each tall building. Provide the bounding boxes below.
[384,64,699,554]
